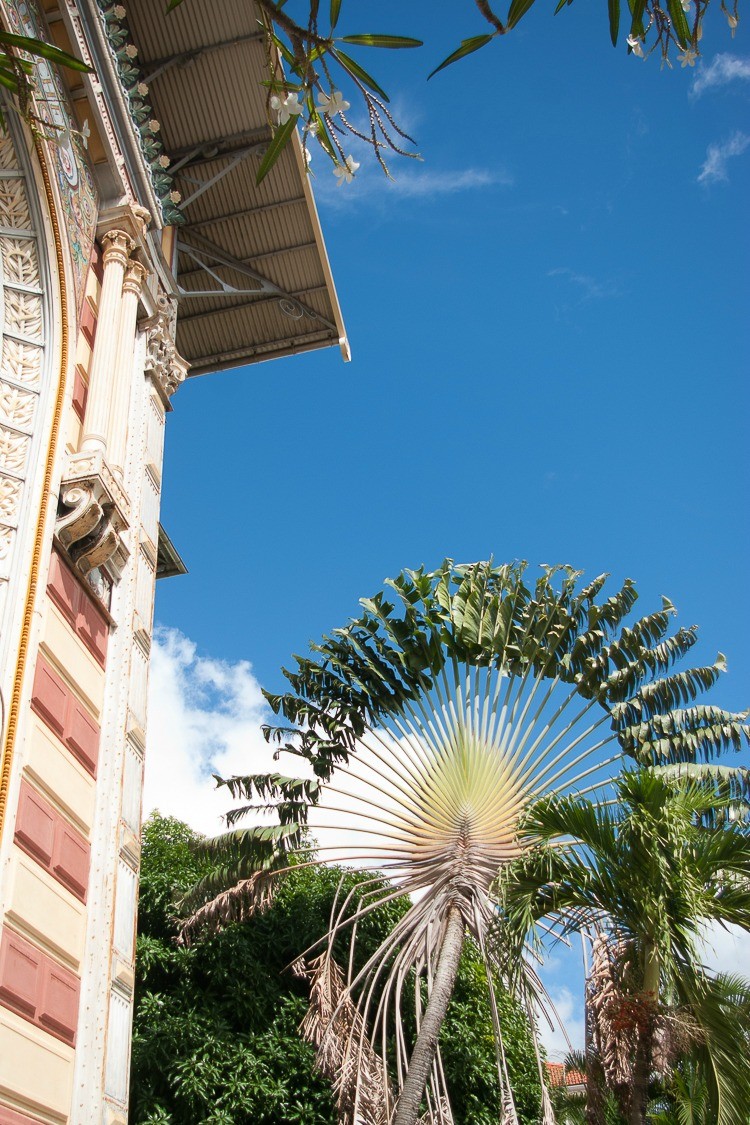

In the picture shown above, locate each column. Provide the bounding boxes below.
[81,230,134,455]
[107,260,147,475]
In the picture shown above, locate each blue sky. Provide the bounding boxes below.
[144,1,750,1058]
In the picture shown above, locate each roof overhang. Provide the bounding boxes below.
[124,0,349,373]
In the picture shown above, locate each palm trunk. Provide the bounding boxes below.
[584,978,606,1125]
[392,905,465,1125]
[626,942,658,1125]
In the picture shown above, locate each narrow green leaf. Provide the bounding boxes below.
[427,34,493,80]
[627,0,646,37]
[608,0,621,44]
[339,35,423,49]
[330,0,342,30]
[333,48,389,100]
[256,116,296,185]
[667,0,691,46]
[507,0,538,31]
[270,32,296,67]
[0,32,93,72]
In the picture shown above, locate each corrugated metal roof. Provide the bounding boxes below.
[124,0,348,373]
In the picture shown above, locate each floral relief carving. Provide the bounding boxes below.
[0,526,12,561]
[0,474,22,523]
[0,381,36,432]
[0,134,18,171]
[1,337,43,389]
[0,424,28,473]
[0,179,31,231]
[2,239,41,288]
[4,289,43,342]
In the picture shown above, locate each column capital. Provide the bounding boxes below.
[122,259,148,298]
[101,229,135,270]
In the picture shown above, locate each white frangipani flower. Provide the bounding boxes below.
[627,34,646,58]
[317,89,350,117]
[679,47,698,66]
[727,12,738,35]
[270,92,303,125]
[680,0,691,12]
[333,155,360,185]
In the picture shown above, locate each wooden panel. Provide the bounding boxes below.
[65,700,99,778]
[76,592,108,667]
[53,825,89,902]
[38,961,79,1044]
[14,782,90,903]
[71,365,88,422]
[30,658,67,739]
[14,782,55,868]
[0,929,79,1048]
[47,549,109,666]
[0,931,41,1017]
[46,551,78,627]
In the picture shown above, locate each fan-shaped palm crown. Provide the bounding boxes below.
[182,561,748,1125]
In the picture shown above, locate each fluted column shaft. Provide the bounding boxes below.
[81,229,134,455]
[108,259,147,474]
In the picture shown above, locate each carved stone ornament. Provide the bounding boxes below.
[56,450,130,583]
[140,297,189,404]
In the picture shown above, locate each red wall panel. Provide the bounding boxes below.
[46,549,108,666]
[14,782,90,903]
[0,929,79,1047]
[30,655,100,778]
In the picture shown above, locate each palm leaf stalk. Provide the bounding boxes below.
[499,770,750,1125]
[179,560,749,1125]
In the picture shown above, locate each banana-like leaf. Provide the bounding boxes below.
[427,34,494,80]
[333,48,389,100]
[339,35,422,49]
[507,0,538,30]
[608,0,621,45]
[256,115,296,185]
[0,32,92,73]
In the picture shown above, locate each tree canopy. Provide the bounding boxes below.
[131,812,543,1124]
[177,561,749,1124]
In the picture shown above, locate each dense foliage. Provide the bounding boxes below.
[130,813,542,1124]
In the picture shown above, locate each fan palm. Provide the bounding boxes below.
[500,770,750,1125]
[179,561,749,1125]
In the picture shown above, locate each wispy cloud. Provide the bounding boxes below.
[691,53,750,97]
[314,161,511,208]
[547,266,619,302]
[388,167,513,197]
[697,131,750,184]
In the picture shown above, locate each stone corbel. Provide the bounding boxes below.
[140,296,190,406]
[56,449,130,583]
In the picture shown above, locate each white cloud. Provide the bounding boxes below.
[697,131,750,183]
[314,159,511,208]
[547,266,618,302]
[144,626,277,836]
[387,168,513,197]
[691,53,750,97]
[539,985,586,1061]
[700,921,750,974]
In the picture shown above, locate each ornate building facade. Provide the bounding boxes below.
[0,2,347,1121]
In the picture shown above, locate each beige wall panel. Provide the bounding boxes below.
[0,1007,74,1123]
[40,602,105,717]
[5,851,86,970]
[25,714,96,834]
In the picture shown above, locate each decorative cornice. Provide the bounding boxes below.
[95,1,184,225]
